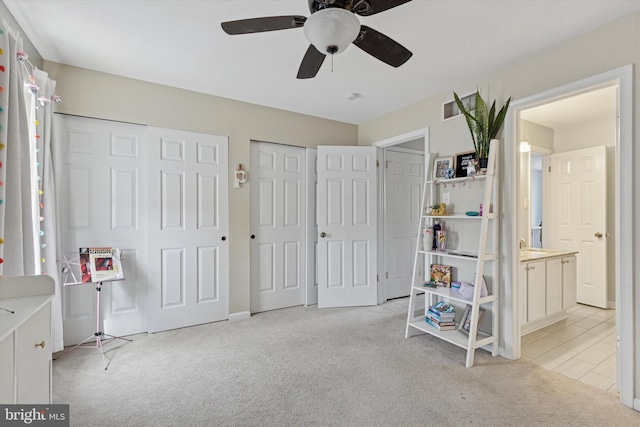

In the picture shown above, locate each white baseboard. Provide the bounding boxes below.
[521,311,568,335]
[228,311,251,322]
[633,398,640,412]
[608,300,616,309]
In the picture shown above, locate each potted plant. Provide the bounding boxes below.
[454,90,511,170]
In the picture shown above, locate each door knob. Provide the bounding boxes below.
[35,340,45,349]
[320,232,327,238]
[594,232,603,238]
[221,236,227,241]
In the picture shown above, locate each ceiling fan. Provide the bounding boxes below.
[221,0,413,79]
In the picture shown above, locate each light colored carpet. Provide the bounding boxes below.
[52,297,639,426]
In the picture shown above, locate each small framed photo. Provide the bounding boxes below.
[432,156,454,180]
[458,305,485,335]
[454,151,477,178]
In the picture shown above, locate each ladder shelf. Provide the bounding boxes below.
[405,140,500,368]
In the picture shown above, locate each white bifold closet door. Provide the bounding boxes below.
[146,127,229,332]
[55,115,149,345]
[55,116,229,345]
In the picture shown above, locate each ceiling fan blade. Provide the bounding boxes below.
[353,25,412,67]
[356,0,412,16]
[297,44,326,79]
[221,16,306,35]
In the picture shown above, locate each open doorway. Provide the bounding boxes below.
[517,86,618,392]
[372,128,429,304]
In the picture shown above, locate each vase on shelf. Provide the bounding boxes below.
[478,157,488,175]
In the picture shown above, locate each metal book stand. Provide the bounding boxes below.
[55,252,131,370]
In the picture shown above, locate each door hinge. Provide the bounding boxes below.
[386,271,389,279]
[548,166,551,172]
[376,160,379,167]
[376,274,379,282]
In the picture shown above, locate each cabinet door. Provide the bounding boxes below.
[519,263,527,324]
[0,335,14,403]
[562,256,577,309]
[526,260,546,322]
[545,258,563,315]
[16,304,51,403]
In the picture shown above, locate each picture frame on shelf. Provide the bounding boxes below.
[430,264,452,287]
[432,156,454,180]
[458,305,485,335]
[454,151,477,178]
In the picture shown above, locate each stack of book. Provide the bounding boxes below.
[425,301,456,331]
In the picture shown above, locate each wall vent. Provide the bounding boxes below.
[442,92,476,121]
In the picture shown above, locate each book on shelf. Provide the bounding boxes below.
[427,306,455,319]
[427,310,455,322]
[425,316,456,331]
[429,301,455,315]
[427,301,455,322]
[425,311,455,326]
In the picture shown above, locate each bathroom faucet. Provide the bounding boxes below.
[519,238,527,249]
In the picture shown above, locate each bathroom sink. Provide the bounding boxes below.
[521,248,556,255]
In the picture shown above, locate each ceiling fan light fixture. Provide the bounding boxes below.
[303,8,360,55]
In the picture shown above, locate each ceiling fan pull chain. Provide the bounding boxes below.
[331,53,334,73]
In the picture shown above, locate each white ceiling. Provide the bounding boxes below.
[4,0,639,125]
[521,86,617,130]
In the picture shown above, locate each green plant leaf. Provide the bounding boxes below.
[454,92,479,154]
[453,90,511,159]
[474,91,490,157]
[490,97,511,139]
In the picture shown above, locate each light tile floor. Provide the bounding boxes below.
[521,304,617,393]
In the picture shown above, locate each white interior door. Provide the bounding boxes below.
[545,146,607,308]
[55,115,148,345]
[316,146,378,308]
[146,127,229,332]
[384,150,424,299]
[250,142,306,313]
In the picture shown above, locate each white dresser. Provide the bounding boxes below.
[0,275,55,404]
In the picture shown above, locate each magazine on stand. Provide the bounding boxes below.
[79,247,124,283]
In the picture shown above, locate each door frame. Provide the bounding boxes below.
[305,148,318,306]
[372,127,430,304]
[505,65,633,407]
[382,148,425,301]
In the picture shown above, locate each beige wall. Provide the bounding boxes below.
[44,62,358,314]
[358,11,639,149]
[518,120,554,249]
[521,120,554,151]
[359,10,639,405]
